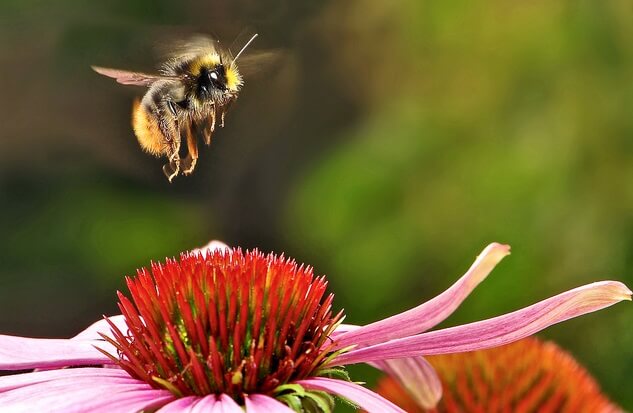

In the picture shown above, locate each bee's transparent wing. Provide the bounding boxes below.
[91,66,179,86]
[159,35,218,61]
[236,50,283,77]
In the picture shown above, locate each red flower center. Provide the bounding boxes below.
[102,249,345,401]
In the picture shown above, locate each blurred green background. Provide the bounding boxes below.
[1,0,631,409]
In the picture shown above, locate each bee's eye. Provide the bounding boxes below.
[203,67,227,92]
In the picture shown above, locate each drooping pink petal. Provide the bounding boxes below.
[71,315,127,341]
[245,394,294,413]
[297,378,406,413]
[0,335,114,370]
[333,281,632,366]
[334,243,510,349]
[211,394,243,413]
[153,395,200,412]
[0,369,174,412]
[374,357,442,409]
[366,357,441,408]
[0,367,134,392]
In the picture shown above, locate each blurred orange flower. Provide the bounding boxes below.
[375,337,621,413]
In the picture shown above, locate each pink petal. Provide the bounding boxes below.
[72,315,127,341]
[0,370,174,412]
[333,243,510,349]
[374,357,442,409]
[334,281,632,365]
[0,367,134,391]
[212,394,243,413]
[89,391,174,413]
[245,394,294,413]
[156,396,199,412]
[296,378,405,413]
[190,395,219,412]
[0,335,115,370]
[191,240,230,257]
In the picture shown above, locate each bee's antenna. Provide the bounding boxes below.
[216,38,224,65]
[232,34,258,64]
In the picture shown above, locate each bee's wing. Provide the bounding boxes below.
[159,35,218,61]
[91,66,180,86]
[236,50,283,77]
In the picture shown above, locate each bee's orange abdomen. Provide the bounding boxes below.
[132,99,169,156]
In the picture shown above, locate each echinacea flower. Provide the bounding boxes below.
[0,242,629,412]
[374,337,622,413]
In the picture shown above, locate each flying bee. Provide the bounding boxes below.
[92,34,258,182]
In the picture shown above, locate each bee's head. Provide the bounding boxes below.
[196,62,242,99]
[202,65,227,92]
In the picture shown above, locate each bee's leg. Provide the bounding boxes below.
[162,116,181,182]
[166,100,178,117]
[182,124,198,175]
[203,108,216,146]
[219,98,235,128]
[203,124,213,146]
[163,146,181,182]
[163,157,180,183]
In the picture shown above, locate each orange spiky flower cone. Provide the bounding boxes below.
[375,337,622,413]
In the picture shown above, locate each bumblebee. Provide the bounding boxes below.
[93,34,257,181]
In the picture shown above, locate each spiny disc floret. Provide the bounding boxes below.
[102,249,344,401]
